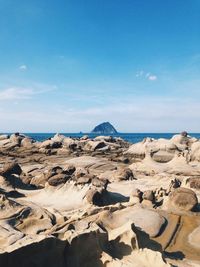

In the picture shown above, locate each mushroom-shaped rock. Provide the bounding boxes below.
[169,187,198,211]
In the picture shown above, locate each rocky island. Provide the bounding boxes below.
[91,122,118,134]
[0,132,200,266]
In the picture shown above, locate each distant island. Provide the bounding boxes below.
[91,122,118,134]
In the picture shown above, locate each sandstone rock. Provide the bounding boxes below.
[186,177,200,190]
[143,190,154,202]
[167,178,181,194]
[84,140,106,151]
[21,137,34,147]
[0,139,11,147]
[51,133,66,143]
[1,162,22,176]
[152,150,174,163]
[39,140,62,149]
[45,166,64,180]
[168,187,198,211]
[76,176,91,185]
[188,226,200,249]
[74,167,89,178]
[91,177,109,189]
[129,188,142,204]
[100,206,166,238]
[63,165,76,175]
[113,168,134,181]
[48,173,70,186]
[80,135,89,140]
[85,188,104,206]
[9,133,24,144]
[94,136,115,142]
[191,141,200,162]
[0,134,9,141]
[124,138,153,158]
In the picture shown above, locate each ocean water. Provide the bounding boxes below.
[19,133,200,144]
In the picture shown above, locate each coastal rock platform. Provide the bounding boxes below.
[0,132,200,266]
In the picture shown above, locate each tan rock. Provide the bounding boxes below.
[168,187,198,211]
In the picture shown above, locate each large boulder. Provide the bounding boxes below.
[151,150,174,163]
[124,138,153,159]
[168,187,198,211]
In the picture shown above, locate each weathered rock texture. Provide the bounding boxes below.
[0,132,200,267]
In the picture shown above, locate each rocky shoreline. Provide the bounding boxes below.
[0,132,200,266]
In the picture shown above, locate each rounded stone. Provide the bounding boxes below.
[169,187,198,211]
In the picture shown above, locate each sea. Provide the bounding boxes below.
[12,133,200,144]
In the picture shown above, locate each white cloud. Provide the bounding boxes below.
[148,75,157,81]
[19,65,27,70]
[0,88,33,100]
[136,71,157,81]
[0,84,56,101]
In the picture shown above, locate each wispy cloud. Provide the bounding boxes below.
[0,84,56,101]
[0,87,33,100]
[19,65,27,71]
[136,70,144,77]
[136,70,157,81]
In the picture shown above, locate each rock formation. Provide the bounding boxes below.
[0,132,199,266]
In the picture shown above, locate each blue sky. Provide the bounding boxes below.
[0,0,200,132]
